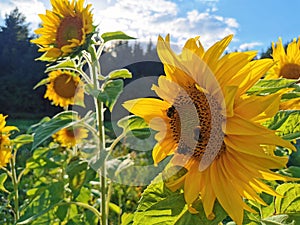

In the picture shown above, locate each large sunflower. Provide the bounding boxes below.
[266,37,300,79]
[0,114,17,167]
[31,0,94,61]
[123,35,296,225]
[53,126,88,148]
[44,70,84,108]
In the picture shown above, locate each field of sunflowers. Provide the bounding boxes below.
[0,0,300,224]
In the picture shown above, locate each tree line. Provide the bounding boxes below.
[0,8,164,120]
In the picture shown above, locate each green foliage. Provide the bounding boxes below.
[0,173,9,193]
[247,79,297,95]
[108,69,133,80]
[264,110,300,140]
[31,111,80,150]
[101,31,136,43]
[132,174,227,225]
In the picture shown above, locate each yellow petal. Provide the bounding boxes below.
[122,98,170,123]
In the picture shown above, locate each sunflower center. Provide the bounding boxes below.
[56,16,83,48]
[53,74,78,98]
[279,63,300,79]
[65,128,76,138]
[167,85,225,161]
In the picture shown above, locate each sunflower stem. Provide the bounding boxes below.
[10,150,20,222]
[89,45,108,225]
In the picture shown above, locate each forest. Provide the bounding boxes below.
[0,8,164,120]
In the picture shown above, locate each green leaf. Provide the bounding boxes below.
[274,183,300,214]
[66,159,88,192]
[121,213,134,225]
[247,79,297,95]
[87,79,124,111]
[108,69,132,80]
[31,111,79,150]
[0,173,9,193]
[12,134,33,150]
[261,214,295,225]
[279,166,300,178]
[133,174,227,225]
[264,110,300,140]
[33,78,49,89]
[109,202,122,215]
[56,205,68,221]
[45,59,76,73]
[117,115,150,136]
[101,31,136,43]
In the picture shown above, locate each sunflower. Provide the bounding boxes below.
[0,114,17,167]
[53,126,88,148]
[123,35,297,225]
[265,38,300,110]
[265,37,300,79]
[31,0,94,61]
[44,70,84,108]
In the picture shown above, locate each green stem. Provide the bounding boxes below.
[10,152,20,222]
[89,44,108,225]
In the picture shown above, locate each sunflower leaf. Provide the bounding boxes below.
[31,111,79,150]
[99,79,124,111]
[264,110,300,140]
[117,115,149,135]
[274,183,300,214]
[261,214,296,225]
[12,134,33,150]
[132,174,227,225]
[101,31,136,43]
[247,79,297,95]
[45,60,76,73]
[33,78,49,89]
[107,69,132,80]
[0,173,9,193]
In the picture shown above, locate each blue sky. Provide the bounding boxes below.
[0,0,299,54]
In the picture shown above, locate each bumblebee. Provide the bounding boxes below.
[166,106,176,118]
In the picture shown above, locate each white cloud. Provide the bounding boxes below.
[0,0,240,50]
[91,0,239,49]
[238,41,263,51]
[0,0,46,31]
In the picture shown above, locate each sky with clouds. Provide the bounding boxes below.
[0,0,299,53]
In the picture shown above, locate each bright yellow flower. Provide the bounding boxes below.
[44,70,84,108]
[123,35,296,225]
[53,126,88,148]
[0,114,17,167]
[31,0,94,61]
[265,38,300,110]
[266,37,300,79]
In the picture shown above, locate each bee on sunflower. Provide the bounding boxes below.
[44,70,85,108]
[0,114,18,167]
[123,35,297,225]
[31,0,95,61]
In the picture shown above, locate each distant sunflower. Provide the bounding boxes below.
[123,35,296,225]
[44,70,84,108]
[0,114,17,167]
[53,126,88,148]
[31,0,94,61]
[266,37,300,79]
[265,38,300,110]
